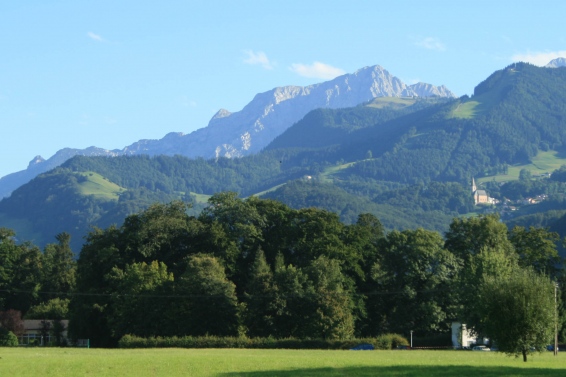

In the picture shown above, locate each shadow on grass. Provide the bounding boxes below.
[221,365,562,377]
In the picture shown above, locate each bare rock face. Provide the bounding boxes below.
[546,58,566,68]
[28,156,46,168]
[123,65,455,159]
[1,64,455,198]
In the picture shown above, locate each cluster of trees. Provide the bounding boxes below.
[265,180,458,234]
[2,194,562,361]
[0,229,76,345]
[0,229,75,315]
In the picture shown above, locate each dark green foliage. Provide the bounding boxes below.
[0,229,42,313]
[25,298,69,320]
[266,99,444,151]
[106,261,174,339]
[51,319,67,346]
[508,226,561,275]
[444,214,514,261]
[264,180,455,234]
[175,255,240,337]
[117,333,408,350]
[0,327,18,347]
[243,249,276,337]
[41,233,76,298]
[550,165,566,182]
[411,333,453,347]
[1,188,565,349]
[478,267,556,362]
[373,181,475,214]
[369,228,459,335]
[67,199,368,344]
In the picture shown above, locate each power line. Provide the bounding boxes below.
[0,287,451,299]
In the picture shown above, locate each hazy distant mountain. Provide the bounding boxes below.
[545,57,566,68]
[0,65,454,198]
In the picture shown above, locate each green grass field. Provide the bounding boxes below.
[190,192,213,204]
[450,100,482,119]
[1,348,565,377]
[320,162,357,183]
[478,150,566,184]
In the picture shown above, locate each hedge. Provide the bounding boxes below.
[118,333,409,350]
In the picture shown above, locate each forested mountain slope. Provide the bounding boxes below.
[0,65,454,199]
[2,63,566,252]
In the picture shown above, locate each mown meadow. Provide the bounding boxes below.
[1,348,565,377]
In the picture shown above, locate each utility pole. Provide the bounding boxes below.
[410,330,413,348]
[555,283,559,356]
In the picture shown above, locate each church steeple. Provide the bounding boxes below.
[472,178,477,193]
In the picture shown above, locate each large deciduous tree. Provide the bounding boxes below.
[444,214,514,263]
[508,226,561,276]
[106,261,174,339]
[371,228,460,335]
[175,254,240,336]
[478,267,556,362]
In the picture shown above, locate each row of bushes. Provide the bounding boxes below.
[118,333,409,350]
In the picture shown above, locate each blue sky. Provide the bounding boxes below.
[1,0,566,178]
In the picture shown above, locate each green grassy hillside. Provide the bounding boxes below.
[449,69,518,119]
[77,171,126,200]
[478,150,566,184]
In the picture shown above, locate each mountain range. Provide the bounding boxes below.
[0,65,454,199]
[3,60,566,253]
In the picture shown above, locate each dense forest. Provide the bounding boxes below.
[0,196,563,350]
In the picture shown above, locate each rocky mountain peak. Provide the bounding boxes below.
[546,58,566,68]
[28,155,45,168]
[211,109,232,121]
[1,64,457,199]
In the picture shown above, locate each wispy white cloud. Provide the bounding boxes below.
[414,37,446,52]
[180,96,197,108]
[289,61,345,80]
[511,50,566,66]
[243,50,274,70]
[87,32,105,42]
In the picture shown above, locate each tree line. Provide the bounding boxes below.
[1,194,563,360]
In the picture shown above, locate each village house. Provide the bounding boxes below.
[18,319,69,346]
